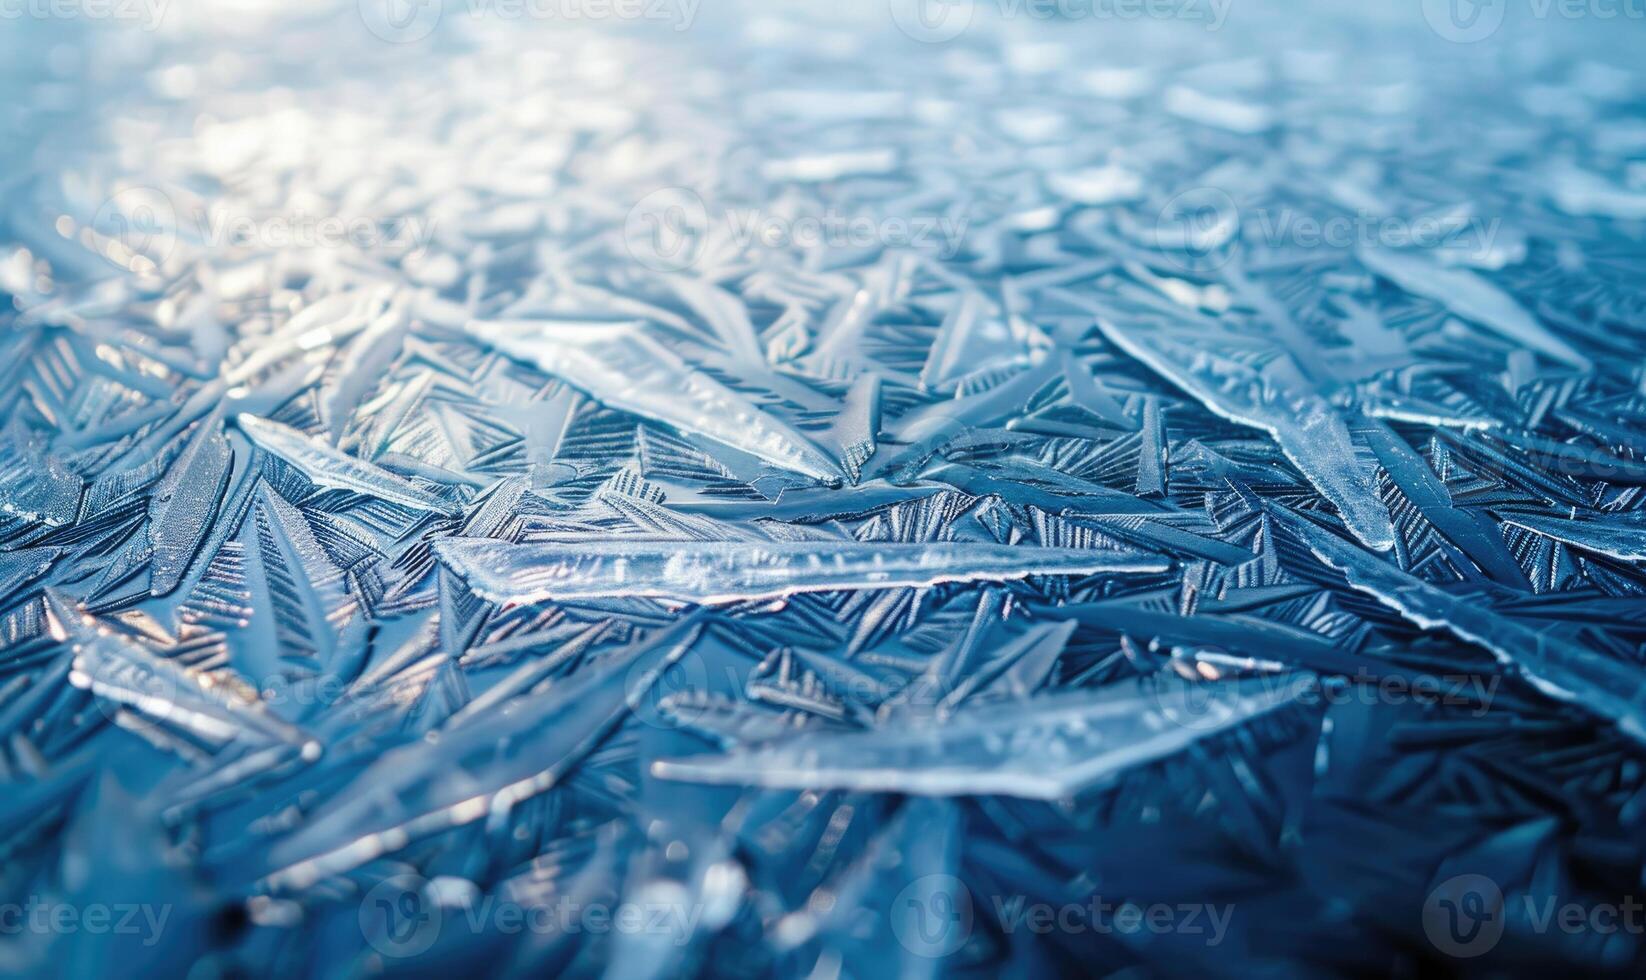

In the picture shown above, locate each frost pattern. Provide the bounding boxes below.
[3,5,1646,978]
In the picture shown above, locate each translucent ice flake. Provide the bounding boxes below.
[319,297,411,444]
[146,416,231,596]
[1361,421,1529,588]
[263,620,702,888]
[759,148,898,183]
[45,591,307,747]
[1088,301,1396,552]
[1047,163,1145,205]
[1499,512,1646,563]
[819,372,881,482]
[1272,506,1646,743]
[237,414,460,516]
[467,319,844,483]
[1547,161,1646,220]
[1358,247,1593,371]
[0,546,61,600]
[1162,86,1275,134]
[653,673,1317,799]
[230,484,366,694]
[0,422,83,529]
[434,538,1169,605]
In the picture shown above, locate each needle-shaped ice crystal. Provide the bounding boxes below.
[435,538,1168,605]
[238,414,460,516]
[468,319,844,483]
[653,673,1316,799]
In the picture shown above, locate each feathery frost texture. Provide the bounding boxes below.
[3,4,1646,977]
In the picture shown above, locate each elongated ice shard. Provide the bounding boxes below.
[45,591,308,747]
[1090,310,1396,551]
[147,416,232,596]
[467,319,844,483]
[1361,422,1529,587]
[919,291,1035,390]
[1358,247,1592,370]
[237,414,460,515]
[434,538,1168,605]
[653,673,1315,799]
[231,483,366,692]
[263,620,701,888]
[320,298,410,444]
[820,372,881,482]
[1547,161,1646,220]
[1271,506,1646,743]
[0,546,61,601]
[0,423,82,528]
[1163,86,1275,133]
[1500,512,1646,562]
